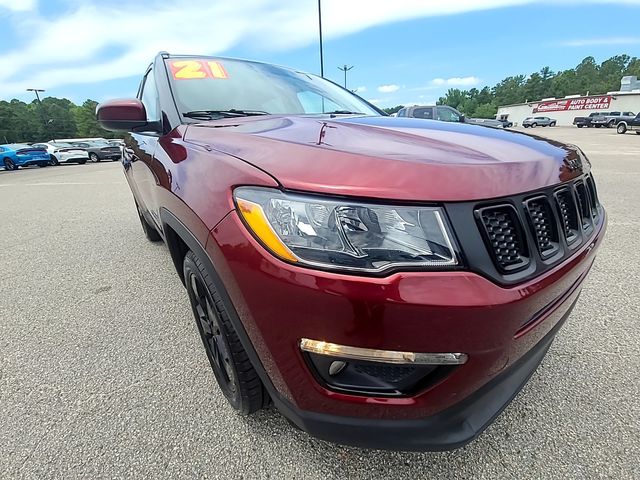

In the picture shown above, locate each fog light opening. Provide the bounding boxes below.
[329,361,347,376]
[300,338,467,397]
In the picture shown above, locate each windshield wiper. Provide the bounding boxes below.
[325,110,365,115]
[182,109,270,119]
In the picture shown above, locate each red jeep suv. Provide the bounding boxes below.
[97,53,606,451]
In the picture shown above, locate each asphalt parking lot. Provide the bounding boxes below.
[1,127,639,479]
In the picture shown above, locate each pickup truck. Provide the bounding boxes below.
[396,105,505,128]
[573,112,607,128]
[615,113,640,134]
[591,111,636,128]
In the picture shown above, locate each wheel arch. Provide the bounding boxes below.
[158,206,287,411]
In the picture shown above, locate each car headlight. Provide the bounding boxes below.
[233,187,459,273]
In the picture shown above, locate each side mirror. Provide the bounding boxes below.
[96,99,159,132]
[459,114,466,123]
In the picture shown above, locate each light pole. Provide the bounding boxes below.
[318,0,324,77]
[27,88,45,103]
[27,88,48,138]
[337,64,354,89]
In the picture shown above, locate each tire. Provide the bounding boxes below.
[594,124,601,128]
[38,162,48,167]
[183,250,269,414]
[577,124,583,128]
[89,153,100,163]
[636,131,640,135]
[136,203,162,242]
[523,125,529,128]
[3,158,16,170]
[550,122,556,127]
[617,123,627,134]
[78,159,87,165]
[49,155,59,166]
[531,123,537,128]
[608,121,615,128]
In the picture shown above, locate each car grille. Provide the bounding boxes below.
[475,174,601,275]
[478,205,528,272]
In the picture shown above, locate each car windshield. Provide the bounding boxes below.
[167,58,379,118]
[52,142,75,148]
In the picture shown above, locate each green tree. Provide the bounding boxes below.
[74,100,114,137]
[382,105,404,115]
[474,103,498,119]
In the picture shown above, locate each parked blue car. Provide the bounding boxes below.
[0,144,52,170]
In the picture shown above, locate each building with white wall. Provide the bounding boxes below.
[496,76,640,126]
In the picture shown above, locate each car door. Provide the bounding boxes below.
[125,67,164,228]
[436,106,461,122]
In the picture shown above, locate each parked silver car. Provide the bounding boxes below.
[523,116,556,128]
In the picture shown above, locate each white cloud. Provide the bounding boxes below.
[431,76,480,87]
[560,37,640,47]
[0,0,36,11]
[0,0,638,97]
[354,86,367,93]
[377,84,400,93]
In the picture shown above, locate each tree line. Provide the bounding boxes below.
[0,98,119,144]
[383,54,640,118]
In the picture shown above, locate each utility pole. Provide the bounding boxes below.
[318,0,324,77]
[27,88,45,104]
[337,64,354,89]
[27,88,48,138]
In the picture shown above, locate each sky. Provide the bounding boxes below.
[1,0,639,108]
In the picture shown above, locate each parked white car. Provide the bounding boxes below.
[32,142,89,165]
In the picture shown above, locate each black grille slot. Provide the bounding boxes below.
[555,189,580,245]
[585,175,599,217]
[477,205,528,272]
[525,196,559,258]
[575,181,592,230]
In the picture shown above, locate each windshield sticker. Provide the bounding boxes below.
[170,60,228,80]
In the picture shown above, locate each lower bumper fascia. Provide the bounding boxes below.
[272,297,577,452]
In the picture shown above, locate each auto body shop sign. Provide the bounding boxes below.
[533,96,612,113]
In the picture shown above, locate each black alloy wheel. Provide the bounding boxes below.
[50,155,59,166]
[183,251,268,414]
[3,158,16,170]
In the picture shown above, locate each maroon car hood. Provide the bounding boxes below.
[183,115,587,201]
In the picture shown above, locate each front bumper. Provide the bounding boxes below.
[277,301,573,451]
[205,208,605,450]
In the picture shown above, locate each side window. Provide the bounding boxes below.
[436,106,460,122]
[397,108,406,117]
[412,108,433,119]
[140,69,160,121]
